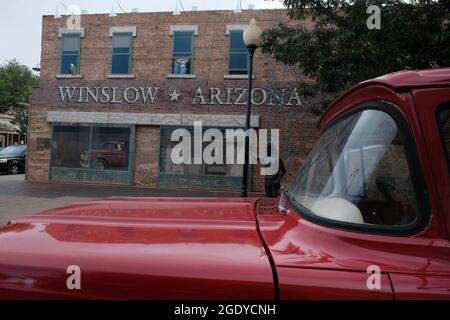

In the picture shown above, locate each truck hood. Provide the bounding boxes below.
[0,198,275,299]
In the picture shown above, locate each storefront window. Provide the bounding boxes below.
[159,127,243,190]
[50,124,133,184]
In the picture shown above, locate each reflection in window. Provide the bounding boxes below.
[159,127,242,177]
[112,33,132,74]
[172,31,194,74]
[229,30,248,75]
[60,34,81,74]
[289,109,419,227]
[51,125,131,172]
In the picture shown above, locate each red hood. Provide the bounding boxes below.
[0,197,275,299]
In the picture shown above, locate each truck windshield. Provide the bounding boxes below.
[288,108,419,228]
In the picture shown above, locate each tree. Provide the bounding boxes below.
[0,60,39,133]
[261,0,450,112]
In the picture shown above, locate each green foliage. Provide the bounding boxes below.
[0,60,39,133]
[261,0,450,110]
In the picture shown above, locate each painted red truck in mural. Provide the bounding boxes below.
[0,69,450,299]
[80,140,128,170]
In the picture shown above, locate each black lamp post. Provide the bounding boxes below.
[241,19,262,198]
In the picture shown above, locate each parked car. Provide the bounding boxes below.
[80,140,127,170]
[0,69,450,299]
[0,145,26,174]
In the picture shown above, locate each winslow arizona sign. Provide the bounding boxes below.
[57,86,303,106]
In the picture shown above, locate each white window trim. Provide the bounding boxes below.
[109,27,137,37]
[169,25,199,36]
[166,74,197,79]
[107,74,135,79]
[58,28,85,38]
[225,25,247,35]
[224,74,255,80]
[56,74,83,79]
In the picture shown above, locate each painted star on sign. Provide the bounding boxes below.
[168,89,181,102]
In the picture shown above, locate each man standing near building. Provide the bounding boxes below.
[262,142,286,198]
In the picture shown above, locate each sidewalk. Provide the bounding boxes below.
[0,175,263,227]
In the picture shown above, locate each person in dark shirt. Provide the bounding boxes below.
[262,142,286,198]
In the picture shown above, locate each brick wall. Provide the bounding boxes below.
[29,9,321,192]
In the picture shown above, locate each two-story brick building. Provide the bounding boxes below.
[27,8,320,192]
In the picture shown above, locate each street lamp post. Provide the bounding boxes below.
[241,19,262,198]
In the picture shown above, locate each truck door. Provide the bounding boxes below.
[388,87,450,299]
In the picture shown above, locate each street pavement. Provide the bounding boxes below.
[0,174,262,227]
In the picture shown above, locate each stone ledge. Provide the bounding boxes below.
[169,25,199,36]
[109,26,137,37]
[58,28,85,38]
[224,74,255,80]
[225,25,247,35]
[166,74,197,79]
[47,112,259,128]
[107,74,135,79]
[56,74,83,79]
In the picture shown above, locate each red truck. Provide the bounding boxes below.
[0,68,449,299]
[80,140,128,170]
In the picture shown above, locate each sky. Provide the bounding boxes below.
[0,0,284,70]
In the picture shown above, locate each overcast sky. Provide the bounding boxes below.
[0,0,284,70]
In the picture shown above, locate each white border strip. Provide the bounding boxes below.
[47,112,260,127]
[169,25,199,36]
[109,26,137,37]
[58,28,85,38]
[225,24,247,35]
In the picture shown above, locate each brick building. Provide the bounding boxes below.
[27,8,320,192]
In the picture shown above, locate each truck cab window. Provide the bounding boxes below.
[289,107,420,229]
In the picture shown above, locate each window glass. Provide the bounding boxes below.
[112,33,132,74]
[51,125,90,168]
[172,32,193,74]
[289,109,419,227]
[437,104,450,172]
[0,146,26,156]
[51,124,131,172]
[60,34,80,74]
[229,30,248,75]
[159,127,243,177]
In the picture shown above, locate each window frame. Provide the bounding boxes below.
[286,100,430,236]
[171,31,195,75]
[59,33,81,75]
[111,32,133,75]
[228,30,248,75]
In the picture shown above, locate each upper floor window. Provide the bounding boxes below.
[60,34,81,75]
[229,30,248,75]
[112,33,133,75]
[172,31,194,75]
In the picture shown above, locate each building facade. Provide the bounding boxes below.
[27,9,320,192]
